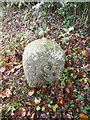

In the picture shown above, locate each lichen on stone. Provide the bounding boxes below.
[23,38,66,87]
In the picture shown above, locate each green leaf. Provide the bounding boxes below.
[42,23,47,30]
[63,28,68,33]
[61,81,65,87]
[36,106,41,111]
[0,60,3,66]
[7,102,22,116]
[68,26,74,32]
[73,89,78,93]
[24,14,28,21]
[41,106,45,111]
[62,37,69,44]
[48,104,51,108]
[13,91,16,95]
[87,97,90,102]
[78,95,84,100]
[64,68,68,73]
[41,11,47,17]
[18,2,22,8]
[38,29,45,37]
[63,26,74,34]
[52,104,58,112]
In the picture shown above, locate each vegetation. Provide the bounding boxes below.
[0,2,90,120]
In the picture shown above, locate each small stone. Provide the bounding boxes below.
[23,38,65,87]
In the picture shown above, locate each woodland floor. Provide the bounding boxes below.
[0,6,90,120]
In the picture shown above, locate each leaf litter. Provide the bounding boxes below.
[1,6,90,120]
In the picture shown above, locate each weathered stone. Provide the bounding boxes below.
[23,38,65,87]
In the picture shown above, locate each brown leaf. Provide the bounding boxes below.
[74,59,80,65]
[28,89,35,96]
[66,114,72,119]
[42,85,47,90]
[10,68,15,73]
[59,99,64,106]
[2,57,9,62]
[65,88,70,93]
[17,107,26,117]
[15,49,22,61]
[31,113,35,119]
[75,33,80,37]
[75,98,81,104]
[51,90,55,95]
[65,61,71,67]
[77,72,84,78]
[34,97,41,104]
[0,105,2,119]
[82,40,86,44]
[0,67,6,73]
[25,102,35,107]
[27,111,31,116]
[15,64,22,69]
[66,83,73,93]
[75,50,80,54]
[66,50,72,55]
[82,50,88,56]
[79,113,88,120]
[0,88,12,99]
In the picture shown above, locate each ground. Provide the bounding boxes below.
[0,6,90,120]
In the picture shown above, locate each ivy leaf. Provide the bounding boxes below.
[52,104,58,112]
[18,2,23,8]
[38,29,45,37]
[36,106,41,111]
[68,26,74,32]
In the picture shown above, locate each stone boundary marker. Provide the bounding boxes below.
[23,38,66,87]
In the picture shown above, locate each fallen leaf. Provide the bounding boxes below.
[75,33,80,37]
[79,113,88,120]
[25,102,35,106]
[15,49,22,61]
[82,50,88,56]
[66,114,72,119]
[65,61,71,67]
[77,72,84,78]
[2,57,9,62]
[82,40,86,44]
[28,89,35,96]
[75,49,79,54]
[60,99,64,106]
[75,98,81,104]
[0,67,6,73]
[66,82,73,93]
[10,68,15,73]
[34,97,41,104]
[27,111,31,116]
[15,64,22,69]
[0,105,2,119]
[66,50,72,55]
[31,113,35,119]
[65,88,70,93]
[17,107,26,117]
[0,88,12,99]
